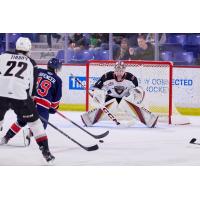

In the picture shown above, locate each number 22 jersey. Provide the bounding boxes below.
[0,51,36,100]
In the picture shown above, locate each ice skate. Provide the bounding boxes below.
[0,136,9,145]
[40,146,55,162]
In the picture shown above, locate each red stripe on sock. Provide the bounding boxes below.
[36,136,48,143]
[11,123,21,134]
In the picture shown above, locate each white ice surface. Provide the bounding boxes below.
[0,110,200,166]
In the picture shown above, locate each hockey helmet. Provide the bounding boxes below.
[114,61,126,72]
[47,58,62,70]
[16,37,32,52]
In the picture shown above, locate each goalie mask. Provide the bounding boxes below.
[114,61,126,80]
[114,61,126,73]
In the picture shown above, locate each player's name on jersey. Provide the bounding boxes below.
[38,72,56,83]
[11,55,28,61]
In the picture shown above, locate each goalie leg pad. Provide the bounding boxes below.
[81,98,118,126]
[81,108,103,127]
[120,99,159,128]
[92,88,106,108]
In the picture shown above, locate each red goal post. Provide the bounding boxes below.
[86,60,173,124]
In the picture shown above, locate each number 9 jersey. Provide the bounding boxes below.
[0,52,36,100]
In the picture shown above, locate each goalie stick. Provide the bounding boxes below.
[189,138,200,145]
[56,110,109,139]
[71,73,120,126]
[39,116,99,151]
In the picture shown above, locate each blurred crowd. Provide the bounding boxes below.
[67,33,157,60]
[2,33,200,65]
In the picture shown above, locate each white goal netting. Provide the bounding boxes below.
[86,60,189,125]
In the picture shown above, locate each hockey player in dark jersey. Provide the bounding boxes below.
[34,57,62,128]
[81,61,159,128]
[0,37,55,162]
[1,57,62,148]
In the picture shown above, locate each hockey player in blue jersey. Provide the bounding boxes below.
[1,57,62,145]
[33,57,62,129]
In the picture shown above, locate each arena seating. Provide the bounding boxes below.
[160,51,195,64]
[160,34,200,64]
[56,49,75,63]
[166,34,187,46]
[160,51,173,61]
[93,49,109,60]
[56,48,109,63]
[173,52,195,65]
[186,35,200,45]
[1,33,200,65]
[21,33,38,42]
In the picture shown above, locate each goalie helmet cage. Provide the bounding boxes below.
[86,60,186,125]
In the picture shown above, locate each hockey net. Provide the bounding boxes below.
[86,60,189,125]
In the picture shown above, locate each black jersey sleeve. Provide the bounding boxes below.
[125,72,139,87]
[93,74,106,89]
[52,76,62,104]
[93,71,114,89]
[32,66,38,96]
[29,58,38,96]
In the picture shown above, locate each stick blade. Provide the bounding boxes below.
[93,130,109,139]
[190,138,197,144]
[84,144,99,151]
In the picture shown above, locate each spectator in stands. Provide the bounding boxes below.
[36,33,61,48]
[127,33,140,47]
[146,33,166,44]
[117,38,131,60]
[113,33,147,46]
[129,35,155,60]
[89,33,109,49]
[69,33,89,50]
[89,33,100,49]
[47,33,61,48]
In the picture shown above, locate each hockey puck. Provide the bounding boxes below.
[190,138,196,144]
[99,140,104,143]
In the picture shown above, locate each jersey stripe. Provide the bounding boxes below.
[51,101,60,109]
[34,96,51,109]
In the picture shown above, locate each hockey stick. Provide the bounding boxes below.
[56,110,109,139]
[71,73,120,125]
[39,116,99,151]
[189,138,200,145]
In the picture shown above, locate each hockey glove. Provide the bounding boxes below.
[49,108,56,114]
[127,86,145,104]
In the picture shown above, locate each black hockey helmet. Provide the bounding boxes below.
[47,58,62,71]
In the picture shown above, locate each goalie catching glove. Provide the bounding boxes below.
[126,86,145,105]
